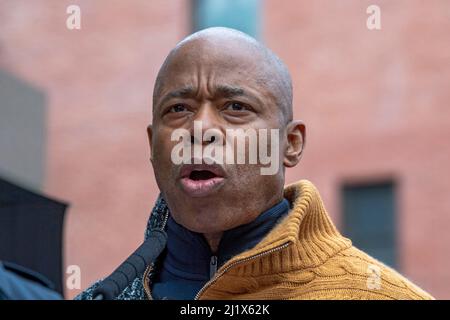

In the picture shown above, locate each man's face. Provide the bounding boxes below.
[148,38,293,234]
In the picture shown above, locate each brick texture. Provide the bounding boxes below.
[0,0,448,298]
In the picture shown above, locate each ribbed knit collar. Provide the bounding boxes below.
[197,180,353,299]
[142,180,352,299]
[160,198,290,282]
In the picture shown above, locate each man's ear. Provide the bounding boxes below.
[147,124,153,161]
[283,120,306,167]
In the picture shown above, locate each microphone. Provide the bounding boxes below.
[92,229,167,300]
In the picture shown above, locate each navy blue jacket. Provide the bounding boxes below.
[76,196,289,300]
[151,198,290,299]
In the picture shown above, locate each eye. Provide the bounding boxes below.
[168,104,188,113]
[224,102,248,112]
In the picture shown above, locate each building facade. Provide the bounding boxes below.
[0,0,449,298]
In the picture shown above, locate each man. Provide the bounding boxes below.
[77,27,432,300]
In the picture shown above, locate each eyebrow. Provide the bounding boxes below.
[156,84,247,109]
[156,85,194,107]
[215,85,245,98]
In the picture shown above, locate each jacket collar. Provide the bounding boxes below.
[214,180,352,275]
[145,179,352,275]
[159,198,290,281]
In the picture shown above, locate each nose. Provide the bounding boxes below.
[189,104,224,146]
[190,135,215,145]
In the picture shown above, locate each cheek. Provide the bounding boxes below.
[231,164,264,188]
[152,132,177,162]
[151,134,179,185]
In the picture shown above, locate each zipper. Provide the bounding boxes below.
[209,255,218,279]
[142,263,153,300]
[194,241,291,300]
[143,207,170,300]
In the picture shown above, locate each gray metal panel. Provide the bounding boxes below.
[0,70,46,190]
[342,181,397,268]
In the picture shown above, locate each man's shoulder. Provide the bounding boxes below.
[308,245,434,300]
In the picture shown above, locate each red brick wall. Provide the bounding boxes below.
[1,0,448,298]
[264,0,450,298]
[0,0,190,298]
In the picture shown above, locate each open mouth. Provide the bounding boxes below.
[179,164,226,197]
[189,170,218,181]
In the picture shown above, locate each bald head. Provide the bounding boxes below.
[153,27,293,123]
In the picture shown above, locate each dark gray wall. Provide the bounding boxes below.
[0,70,46,190]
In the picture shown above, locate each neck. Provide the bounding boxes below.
[163,197,290,271]
[150,198,290,300]
[201,195,284,253]
[203,232,223,253]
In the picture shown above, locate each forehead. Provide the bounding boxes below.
[155,39,271,94]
